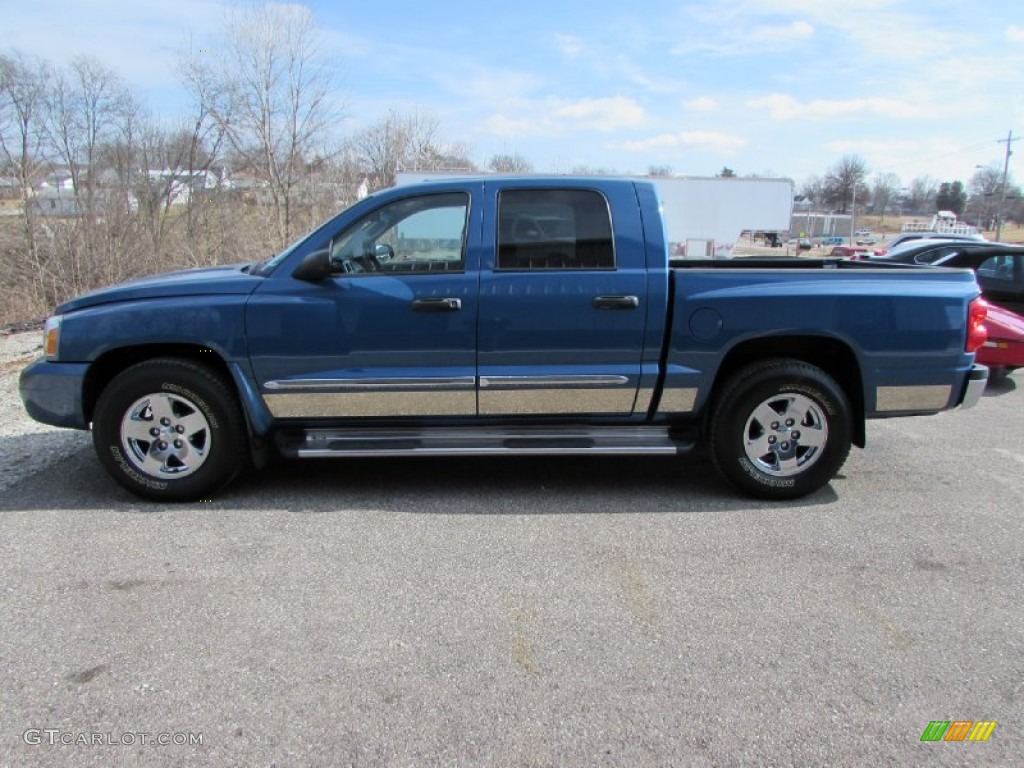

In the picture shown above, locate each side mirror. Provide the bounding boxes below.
[292,249,335,281]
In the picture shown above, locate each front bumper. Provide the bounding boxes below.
[18,359,90,429]
[958,364,988,410]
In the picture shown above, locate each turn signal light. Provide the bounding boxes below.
[965,298,988,354]
[43,315,61,360]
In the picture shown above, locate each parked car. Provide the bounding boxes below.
[854,228,872,237]
[872,238,969,262]
[876,242,1024,315]
[977,302,1024,379]
[829,245,871,259]
[878,242,1024,378]
[879,231,986,255]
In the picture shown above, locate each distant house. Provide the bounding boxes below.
[39,170,76,192]
[30,170,83,215]
[29,188,83,216]
[0,177,22,199]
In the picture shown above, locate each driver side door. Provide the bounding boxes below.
[246,188,481,419]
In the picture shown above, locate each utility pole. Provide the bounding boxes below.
[995,130,1019,241]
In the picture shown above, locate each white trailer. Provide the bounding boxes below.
[395,172,794,259]
[651,177,793,258]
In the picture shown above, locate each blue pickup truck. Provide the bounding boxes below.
[20,177,988,501]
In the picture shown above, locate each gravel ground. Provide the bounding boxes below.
[0,330,88,492]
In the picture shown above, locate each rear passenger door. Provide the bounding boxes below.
[476,184,648,417]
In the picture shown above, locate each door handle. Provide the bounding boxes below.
[411,297,462,312]
[592,295,639,310]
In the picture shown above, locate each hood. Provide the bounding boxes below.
[985,303,1024,340]
[56,263,264,314]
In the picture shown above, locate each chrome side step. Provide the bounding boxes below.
[276,425,693,458]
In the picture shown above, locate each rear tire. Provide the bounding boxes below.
[92,358,247,501]
[710,359,852,500]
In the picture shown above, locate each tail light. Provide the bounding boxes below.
[965,298,988,353]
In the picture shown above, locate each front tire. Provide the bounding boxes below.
[92,358,247,501]
[710,359,852,500]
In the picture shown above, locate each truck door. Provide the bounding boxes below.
[246,189,480,419]
[477,185,648,417]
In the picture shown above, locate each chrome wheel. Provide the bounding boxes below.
[742,392,828,477]
[119,391,212,480]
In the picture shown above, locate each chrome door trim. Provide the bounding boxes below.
[478,375,629,389]
[264,376,476,392]
[657,387,699,413]
[262,376,476,418]
[264,391,475,418]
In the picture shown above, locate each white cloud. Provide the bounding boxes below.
[554,33,583,57]
[3,0,226,89]
[482,96,647,138]
[623,131,747,154]
[1007,25,1024,43]
[549,96,646,131]
[672,15,815,55]
[749,20,814,42]
[482,114,540,138]
[683,97,719,113]
[747,93,921,120]
[821,137,984,182]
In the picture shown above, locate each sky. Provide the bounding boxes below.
[4,0,1023,188]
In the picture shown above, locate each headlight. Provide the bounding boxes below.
[42,315,61,360]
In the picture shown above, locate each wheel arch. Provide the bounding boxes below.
[707,335,865,448]
[83,344,235,425]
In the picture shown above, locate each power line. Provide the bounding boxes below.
[874,139,1000,173]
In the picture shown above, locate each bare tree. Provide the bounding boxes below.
[0,51,49,278]
[354,108,473,189]
[800,174,824,210]
[906,176,937,216]
[966,165,1000,229]
[45,56,136,216]
[184,3,343,243]
[823,155,868,213]
[870,172,901,223]
[489,152,533,173]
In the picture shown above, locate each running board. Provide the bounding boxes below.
[276,426,694,458]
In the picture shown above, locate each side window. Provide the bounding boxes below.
[976,255,1015,281]
[497,189,614,270]
[329,192,468,274]
[917,247,959,264]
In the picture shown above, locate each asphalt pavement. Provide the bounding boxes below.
[1,376,1021,766]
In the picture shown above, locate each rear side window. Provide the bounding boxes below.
[915,247,960,264]
[977,255,1016,281]
[497,189,614,270]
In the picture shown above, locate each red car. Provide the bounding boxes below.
[829,245,871,260]
[978,302,1024,379]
